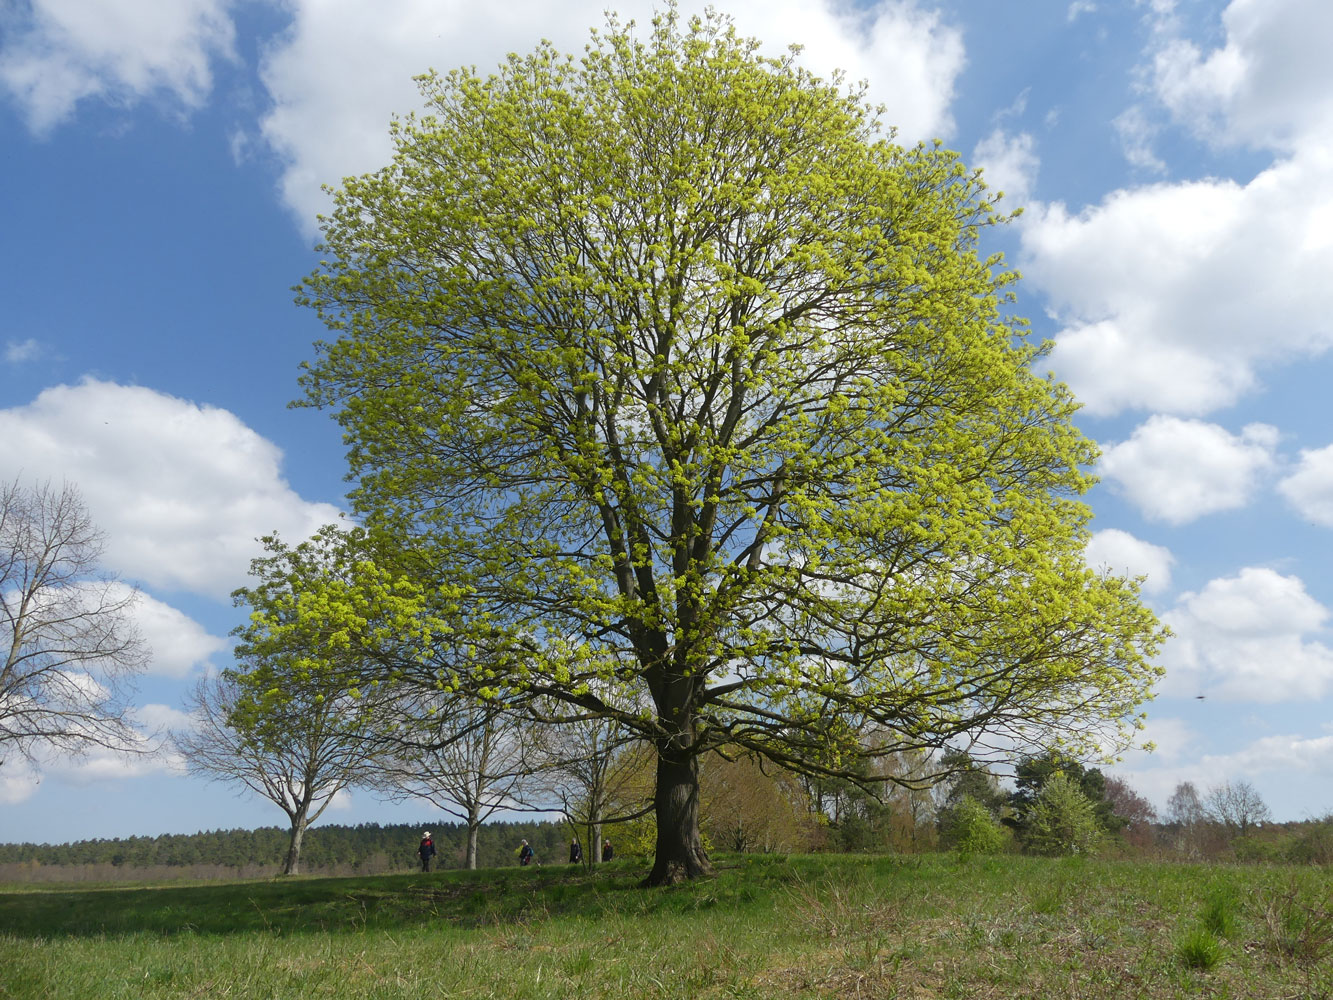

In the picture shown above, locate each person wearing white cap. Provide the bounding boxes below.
[417,831,436,872]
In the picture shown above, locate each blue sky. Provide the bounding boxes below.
[3,0,1332,845]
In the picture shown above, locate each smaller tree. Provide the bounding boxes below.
[1103,774,1157,849]
[1166,780,1205,826]
[1205,779,1271,840]
[0,478,148,763]
[1010,752,1119,836]
[1021,771,1103,856]
[378,695,532,869]
[523,707,653,865]
[1165,780,1212,857]
[174,668,384,875]
[701,753,818,854]
[947,794,1010,857]
[936,751,1007,845]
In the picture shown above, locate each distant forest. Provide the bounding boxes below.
[0,820,579,882]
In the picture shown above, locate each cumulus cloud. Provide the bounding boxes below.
[0,699,188,801]
[0,0,238,132]
[1151,0,1333,153]
[1279,444,1333,527]
[1112,105,1166,173]
[1084,529,1174,594]
[0,379,344,599]
[1025,154,1333,415]
[0,758,41,806]
[1019,0,1333,417]
[125,588,228,678]
[1158,567,1333,702]
[1098,416,1278,523]
[972,128,1038,207]
[255,0,966,229]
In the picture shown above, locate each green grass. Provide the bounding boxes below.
[2,853,1331,999]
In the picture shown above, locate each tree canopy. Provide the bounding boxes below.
[245,8,1164,883]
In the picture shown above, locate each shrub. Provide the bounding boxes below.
[1021,772,1102,857]
[948,795,1009,858]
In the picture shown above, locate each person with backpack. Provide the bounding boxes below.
[518,839,535,866]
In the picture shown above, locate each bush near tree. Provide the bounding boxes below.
[1021,772,1103,856]
[946,795,1010,857]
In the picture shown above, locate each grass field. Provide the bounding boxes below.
[2,853,1332,999]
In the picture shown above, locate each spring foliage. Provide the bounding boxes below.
[241,8,1165,879]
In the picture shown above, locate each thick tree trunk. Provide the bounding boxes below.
[283,815,307,875]
[644,743,712,885]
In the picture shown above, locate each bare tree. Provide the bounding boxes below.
[0,478,148,764]
[1206,779,1271,839]
[378,694,532,869]
[174,669,383,875]
[525,705,653,864]
[1166,781,1204,826]
[1166,780,1209,858]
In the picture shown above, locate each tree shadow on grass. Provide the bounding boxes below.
[0,856,812,939]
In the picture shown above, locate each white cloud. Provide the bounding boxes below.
[4,338,41,363]
[1279,444,1333,527]
[0,758,41,806]
[1111,716,1199,783]
[40,741,183,785]
[1151,0,1333,153]
[1025,151,1333,415]
[126,588,228,678]
[1112,105,1166,173]
[972,129,1038,207]
[0,0,237,132]
[255,0,966,230]
[1084,529,1174,594]
[1098,416,1277,523]
[0,379,344,600]
[1067,1,1097,22]
[1020,0,1333,417]
[0,698,187,798]
[1158,568,1333,702]
[1117,729,1333,816]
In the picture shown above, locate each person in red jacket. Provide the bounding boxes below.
[417,831,436,872]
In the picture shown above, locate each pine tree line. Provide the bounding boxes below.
[0,820,575,875]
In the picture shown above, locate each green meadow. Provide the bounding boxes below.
[3,854,1331,999]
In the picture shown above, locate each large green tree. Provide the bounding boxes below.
[263,9,1163,884]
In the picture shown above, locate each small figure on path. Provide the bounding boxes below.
[601,839,614,862]
[418,831,436,872]
[518,839,535,866]
[569,839,583,864]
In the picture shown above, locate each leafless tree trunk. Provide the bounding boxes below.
[174,671,382,876]
[1206,779,1271,840]
[0,478,149,765]
[376,695,534,870]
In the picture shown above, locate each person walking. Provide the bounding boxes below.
[569,839,583,864]
[417,831,436,872]
[518,839,535,866]
[601,839,613,862]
